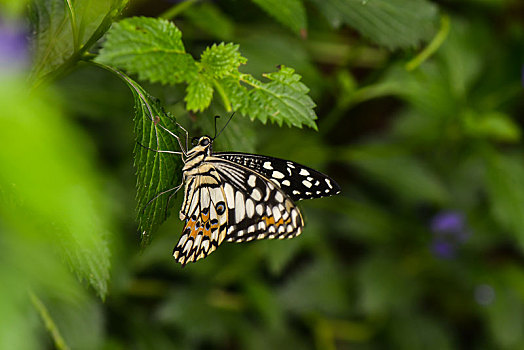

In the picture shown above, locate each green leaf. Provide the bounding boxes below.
[0,79,113,298]
[250,0,307,35]
[113,71,184,246]
[310,0,438,49]
[185,75,214,112]
[184,2,235,40]
[95,17,198,84]
[29,0,124,84]
[484,285,524,348]
[200,43,247,79]
[97,18,317,129]
[462,111,521,142]
[342,144,449,205]
[239,66,317,129]
[485,151,524,252]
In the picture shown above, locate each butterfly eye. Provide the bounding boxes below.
[200,138,210,146]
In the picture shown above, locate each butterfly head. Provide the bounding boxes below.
[186,136,213,159]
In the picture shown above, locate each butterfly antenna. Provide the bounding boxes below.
[213,113,235,141]
[213,115,221,139]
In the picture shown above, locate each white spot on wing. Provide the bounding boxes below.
[248,175,256,187]
[256,204,264,215]
[272,206,282,222]
[282,180,291,186]
[263,161,273,170]
[325,178,333,189]
[275,191,284,202]
[272,171,285,179]
[246,198,255,218]
[302,180,312,188]
[224,183,235,209]
[235,191,245,223]
[251,188,262,201]
[299,169,310,176]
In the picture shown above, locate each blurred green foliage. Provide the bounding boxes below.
[1,0,524,349]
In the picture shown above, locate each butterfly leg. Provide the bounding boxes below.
[156,123,187,157]
[143,182,184,214]
[164,182,184,220]
[136,141,184,156]
[176,122,189,153]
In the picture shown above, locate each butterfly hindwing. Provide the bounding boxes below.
[214,152,340,201]
[173,168,228,265]
[207,157,304,242]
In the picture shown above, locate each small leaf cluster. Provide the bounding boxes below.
[96,17,317,129]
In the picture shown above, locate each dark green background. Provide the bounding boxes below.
[1,0,524,349]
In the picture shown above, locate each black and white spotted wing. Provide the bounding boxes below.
[214,152,341,201]
[206,156,304,243]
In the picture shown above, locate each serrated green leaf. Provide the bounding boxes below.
[310,0,438,49]
[114,72,184,246]
[95,17,198,85]
[185,75,214,112]
[240,66,317,129]
[217,76,248,112]
[200,43,247,79]
[250,0,307,35]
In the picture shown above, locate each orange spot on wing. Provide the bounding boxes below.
[262,215,292,227]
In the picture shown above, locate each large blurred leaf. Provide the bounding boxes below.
[0,77,113,347]
[310,0,438,49]
[29,0,125,84]
[250,0,307,35]
[357,254,418,315]
[184,2,235,40]
[485,151,524,251]
[0,80,113,297]
[483,275,524,348]
[341,144,449,205]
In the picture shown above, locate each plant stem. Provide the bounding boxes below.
[160,0,199,20]
[405,14,450,71]
[30,292,70,350]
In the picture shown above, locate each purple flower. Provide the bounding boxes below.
[429,210,471,259]
[431,240,456,259]
[0,18,29,73]
[431,211,464,233]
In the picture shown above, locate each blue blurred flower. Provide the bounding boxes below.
[429,210,470,259]
[0,18,29,73]
[431,240,456,259]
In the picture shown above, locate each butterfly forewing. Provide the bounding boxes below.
[215,152,340,201]
[207,157,304,242]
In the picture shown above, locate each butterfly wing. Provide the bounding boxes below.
[214,152,340,201]
[207,157,304,243]
[173,168,228,265]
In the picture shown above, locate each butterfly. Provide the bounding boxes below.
[152,121,341,266]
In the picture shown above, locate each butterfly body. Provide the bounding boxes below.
[172,135,340,265]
